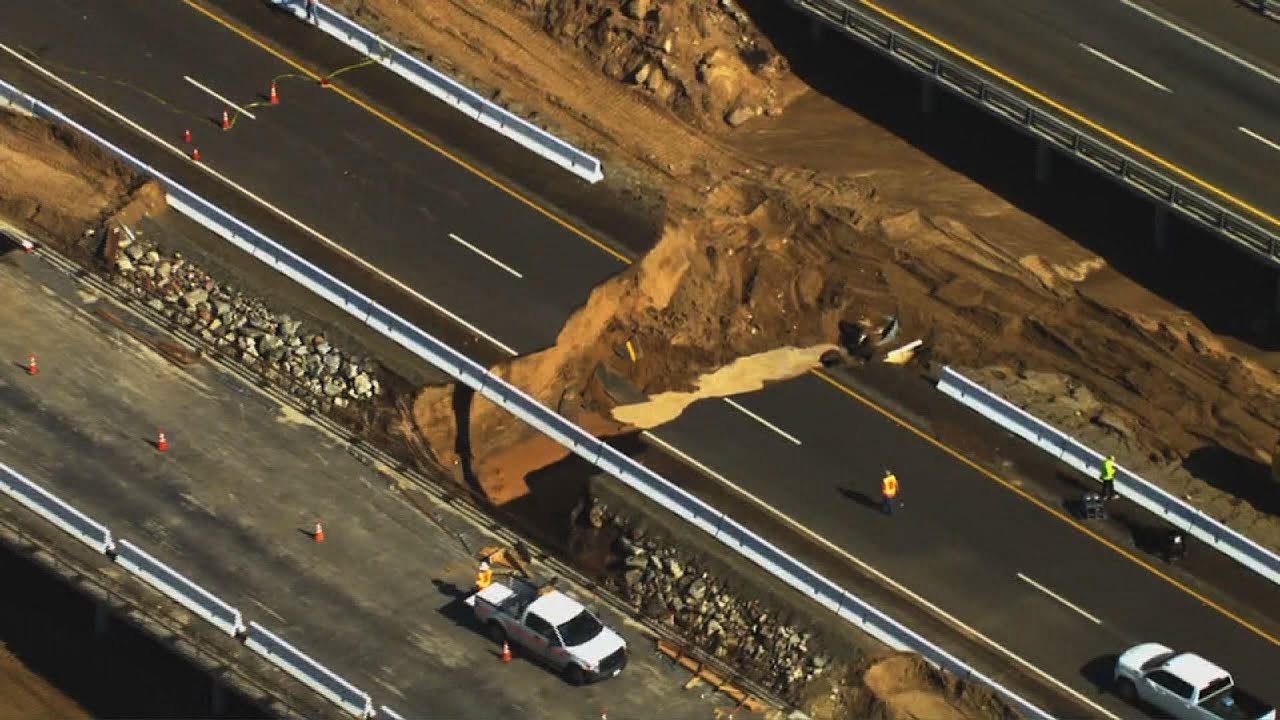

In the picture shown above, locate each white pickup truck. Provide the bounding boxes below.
[467,576,628,685]
[1114,643,1275,720]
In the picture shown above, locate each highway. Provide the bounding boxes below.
[859,0,1280,230]
[2,0,1278,716]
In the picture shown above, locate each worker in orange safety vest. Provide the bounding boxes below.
[881,471,899,516]
[475,561,493,592]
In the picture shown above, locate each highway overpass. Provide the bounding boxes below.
[1,1,1278,717]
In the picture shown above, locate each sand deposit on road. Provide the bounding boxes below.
[331,0,1280,554]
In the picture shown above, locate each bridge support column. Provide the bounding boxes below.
[920,77,937,114]
[210,678,226,717]
[1153,206,1169,253]
[93,600,110,638]
[1034,140,1052,184]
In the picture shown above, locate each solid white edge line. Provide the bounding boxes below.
[1239,126,1280,153]
[4,38,1116,719]
[446,233,523,279]
[1017,573,1104,625]
[183,74,257,119]
[1078,43,1172,93]
[1115,0,1280,88]
[0,42,519,357]
[722,398,803,445]
[640,429,1123,720]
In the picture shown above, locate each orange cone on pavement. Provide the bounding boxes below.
[156,430,169,452]
[269,82,279,105]
[500,640,512,663]
[221,110,231,130]
[26,354,38,376]
[183,128,192,144]
[191,147,201,161]
[313,521,325,543]
[319,76,331,88]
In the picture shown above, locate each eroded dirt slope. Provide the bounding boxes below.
[342,0,1280,553]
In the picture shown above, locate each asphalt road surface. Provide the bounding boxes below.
[0,247,727,720]
[861,0,1280,229]
[2,1,1279,716]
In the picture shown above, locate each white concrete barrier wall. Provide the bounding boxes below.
[0,76,1054,719]
[270,0,605,184]
[245,622,375,719]
[937,366,1280,588]
[115,539,247,638]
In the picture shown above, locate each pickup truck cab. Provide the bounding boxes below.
[468,576,627,685]
[1114,643,1275,720]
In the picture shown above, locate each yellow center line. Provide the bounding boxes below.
[858,0,1280,231]
[812,369,1280,648]
[181,0,631,265]
[183,0,1280,648]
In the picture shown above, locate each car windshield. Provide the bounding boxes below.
[557,610,604,647]
[1141,652,1177,672]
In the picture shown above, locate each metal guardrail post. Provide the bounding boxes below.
[936,367,1280,588]
[0,461,115,555]
[0,76,1055,719]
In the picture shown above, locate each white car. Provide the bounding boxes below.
[1114,643,1274,720]
[469,576,628,684]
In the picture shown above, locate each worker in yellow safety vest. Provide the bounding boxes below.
[475,561,493,592]
[881,471,900,516]
[1101,456,1118,500]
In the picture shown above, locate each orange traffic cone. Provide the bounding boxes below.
[269,82,279,105]
[313,521,325,543]
[183,128,192,144]
[221,110,231,130]
[191,147,201,161]
[26,354,38,376]
[319,76,331,88]
[500,640,512,663]
[156,430,169,452]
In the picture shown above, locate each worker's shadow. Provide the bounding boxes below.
[838,486,882,512]
[431,578,477,626]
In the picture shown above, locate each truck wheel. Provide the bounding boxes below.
[563,664,587,687]
[1114,678,1137,701]
[487,622,506,645]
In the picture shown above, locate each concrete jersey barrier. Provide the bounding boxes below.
[0,461,116,555]
[270,0,605,184]
[114,539,248,638]
[0,76,1054,719]
[937,366,1280,588]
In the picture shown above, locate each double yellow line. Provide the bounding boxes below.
[183,0,1280,648]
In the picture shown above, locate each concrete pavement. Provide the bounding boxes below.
[2,1,1279,715]
[0,246,725,720]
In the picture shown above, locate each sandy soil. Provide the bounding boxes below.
[329,0,1280,557]
[0,645,88,720]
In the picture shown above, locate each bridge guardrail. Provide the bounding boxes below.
[0,461,115,555]
[245,622,375,719]
[937,367,1280,588]
[0,77,1053,718]
[787,0,1280,263]
[270,0,604,184]
[114,539,248,638]
[1241,1,1280,19]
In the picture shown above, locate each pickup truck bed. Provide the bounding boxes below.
[1203,688,1275,720]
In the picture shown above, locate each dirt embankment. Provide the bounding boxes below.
[349,0,1280,555]
[0,112,164,254]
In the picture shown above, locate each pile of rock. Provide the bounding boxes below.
[592,501,831,701]
[107,230,380,411]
